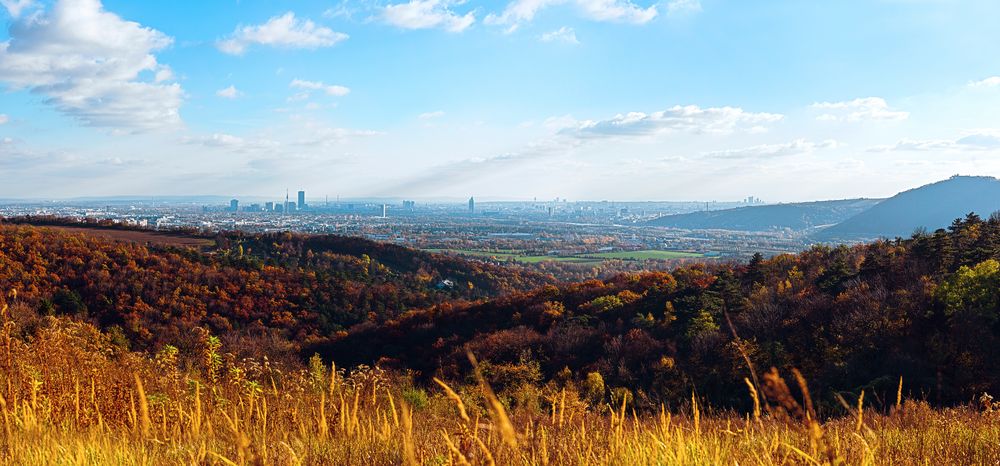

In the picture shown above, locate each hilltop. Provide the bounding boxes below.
[816,175,1000,241]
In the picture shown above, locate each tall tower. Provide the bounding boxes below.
[297,190,306,210]
[468,196,475,215]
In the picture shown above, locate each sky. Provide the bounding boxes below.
[2,0,1000,202]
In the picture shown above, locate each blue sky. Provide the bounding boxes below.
[2,0,1000,201]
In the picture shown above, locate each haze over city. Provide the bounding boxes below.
[2,0,1000,201]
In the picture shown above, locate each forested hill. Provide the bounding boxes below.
[815,175,1000,241]
[323,212,1000,408]
[0,222,554,358]
[644,198,881,231]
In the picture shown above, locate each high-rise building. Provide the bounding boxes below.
[265,201,274,212]
[298,190,306,210]
[381,204,388,218]
[468,196,475,214]
[229,199,239,212]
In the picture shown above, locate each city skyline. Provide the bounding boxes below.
[2,0,1000,201]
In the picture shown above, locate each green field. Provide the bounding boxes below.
[425,249,599,263]
[426,248,704,263]
[579,249,705,260]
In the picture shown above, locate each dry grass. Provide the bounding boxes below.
[0,305,998,465]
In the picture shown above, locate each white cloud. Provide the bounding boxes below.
[869,130,1000,153]
[0,0,34,17]
[703,139,838,159]
[666,0,701,14]
[0,114,8,125]
[154,66,174,83]
[181,133,280,153]
[562,105,784,139]
[968,76,1000,88]
[382,0,476,33]
[293,120,382,147]
[486,0,657,32]
[540,26,579,44]
[0,0,182,131]
[217,12,348,55]
[290,79,350,96]
[811,97,909,122]
[576,0,657,23]
[418,110,445,119]
[216,85,242,99]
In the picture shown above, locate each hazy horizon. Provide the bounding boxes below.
[2,0,1000,201]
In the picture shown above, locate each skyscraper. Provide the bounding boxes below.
[298,190,306,210]
[468,196,475,214]
[229,199,239,212]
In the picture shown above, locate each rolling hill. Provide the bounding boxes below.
[645,198,882,231]
[815,175,1000,241]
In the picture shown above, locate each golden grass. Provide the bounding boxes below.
[0,311,999,465]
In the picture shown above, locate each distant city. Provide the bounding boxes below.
[0,190,805,260]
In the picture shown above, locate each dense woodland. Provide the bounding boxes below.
[2,214,1000,414]
[326,213,1000,411]
[0,220,553,362]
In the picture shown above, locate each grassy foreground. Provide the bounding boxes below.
[1,311,999,465]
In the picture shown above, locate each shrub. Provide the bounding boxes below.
[402,387,429,410]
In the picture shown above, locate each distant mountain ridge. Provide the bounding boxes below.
[815,175,1000,241]
[645,198,882,231]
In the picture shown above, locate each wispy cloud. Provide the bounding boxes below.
[968,76,1000,88]
[486,0,658,32]
[290,79,350,96]
[540,26,579,44]
[868,130,1000,153]
[0,0,35,18]
[181,133,280,153]
[703,139,839,159]
[666,0,700,14]
[217,12,348,55]
[561,105,783,139]
[418,110,446,119]
[811,97,909,122]
[216,85,242,99]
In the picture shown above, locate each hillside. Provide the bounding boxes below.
[816,175,1000,241]
[0,221,554,358]
[645,198,882,231]
[2,215,1000,463]
[322,213,1000,407]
